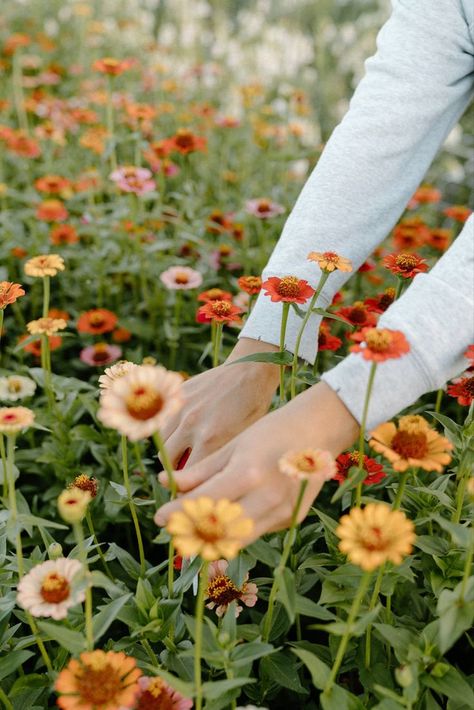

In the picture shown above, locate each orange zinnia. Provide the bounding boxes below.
[443,205,472,223]
[0,282,25,309]
[163,128,207,155]
[238,275,262,295]
[383,253,428,279]
[262,276,315,304]
[19,334,62,357]
[92,57,134,75]
[197,300,242,324]
[307,251,352,273]
[350,327,410,362]
[392,217,430,250]
[197,288,233,303]
[34,175,71,194]
[55,649,141,710]
[35,199,68,222]
[77,309,118,334]
[50,224,79,245]
[337,301,377,328]
[370,415,453,473]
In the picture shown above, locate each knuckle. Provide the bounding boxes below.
[243,466,262,487]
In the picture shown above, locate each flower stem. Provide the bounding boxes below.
[355,362,377,507]
[170,291,182,370]
[73,521,94,651]
[393,470,410,510]
[434,388,443,414]
[153,431,177,600]
[0,309,4,365]
[42,276,50,318]
[290,272,329,399]
[453,463,470,524]
[262,478,308,642]
[194,560,209,710]
[460,531,473,603]
[323,571,372,696]
[85,509,112,578]
[0,433,8,500]
[121,435,146,576]
[212,322,223,368]
[279,302,290,404]
[0,685,14,710]
[12,50,28,133]
[6,434,23,577]
[364,563,385,668]
[106,76,117,171]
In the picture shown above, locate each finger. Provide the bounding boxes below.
[159,409,182,443]
[184,441,218,469]
[160,427,192,470]
[157,443,233,493]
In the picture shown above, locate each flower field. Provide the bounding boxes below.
[0,1,473,709]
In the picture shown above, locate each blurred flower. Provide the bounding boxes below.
[197,288,233,302]
[427,228,452,252]
[80,343,122,367]
[112,327,132,343]
[34,175,71,194]
[197,300,242,324]
[160,266,203,290]
[69,473,99,498]
[350,327,410,362]
[364,288,396,314]
[55,649,141,710]
[17,558,85,620]
[20,334,62,357]
[6,132,41,159]
[27,317,67,336]
[98,361,138,391]
[92,57,135,75]
[206,559,258,618]
[464,344,474,367]
[36,199,69,222]
[57,488,91,524]
[0,406,35,434]
[24,254,65,278]
[307,251,352,273]
[97,364,183,441]
[4,33,31,55]
[245,198,284,219]
[0,282,25,309]
[335,452,386,486]
[133,676,192,710]
[383,253,428,279]
[443,205,472,222]
[392,217,430,250]
[447,374,474,406]
[370,415,453,472]
[50,224,79,245]
[77,309,118,334]
[166,497,254,561]
[318,322,342,351]
[238,276,262,295]
[162,128,207,155]
[336,301,377,328]
[337,503,415,571]
[262,276,314,304]
[0,375,36,402]
[279,448,336,482]
[407,184,441,209]
[110,166,155,195]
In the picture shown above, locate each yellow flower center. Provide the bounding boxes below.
[277,276,300,298]
[360,526,386,552]
[364,328,392,353]
[89,313,106,326]
[40,573,70,603]
[207,575,241,606]
[211,301,232,316]
[395,254,418,269]
[7,379,22,393]
[126,385,164,421]
[174,272,190,284]
[76,658,123,705]
[147,678,165,698]
[391,430,428,459]
[257,200,271,212]
[71,474,98,498]
[195,513,225,543]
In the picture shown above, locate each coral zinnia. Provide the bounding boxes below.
[336,301,377,328]
[206,559,258,618]
[17,558,85,620]
[238,276,262,295]
[318,322,342,351]
[197,288,233,303]
[0,406,35,434]
[307,251,352,273]
[383,253,428,279]
[197,300,242,324]
[163,128,207,155]
[50,224,79,245]
[92,57,134,75]
[160,266,203,290]
[447,374,474,406]
[262,276,315,304]
[24,254,65,278]
[35,199,69,222]
[350,327,410,362]
[278,448,336,482]
[335,452,386,486]
[98,364,183,441]
[165,497,254,561]
[364,288,396,314]
[0,281,25,309]
[370,415,453,472]
[55,649,141,710]
[443,205,472,222]
[337,503,415,571]
[77,309,118,334]
[133,676,193,710]
[392,217,430,250]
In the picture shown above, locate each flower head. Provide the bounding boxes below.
[350,327,410,362]
[370,415,453,472]
[24,254,65,278]
[98,361,138,391]
[165,497,254,561]
[55,649,141,710]
[206,559,258,617]
[337,503,415,571]
[0,375,36,402]
[238,276,262,295]
[17,558,85,620]
[336,301,377,328]
[92,57,135,75]
[279,448,336,482]
[163,128,207,155]
[245,198,284,219]
[364,288,396,314]
[428,228,452,252]
[262,276,315,304]
[98,364,183,441]
[35,199,68,222]
[443,205,472,223]
[307,251,352,273]
[447,374,474,406]
[0,406,35,434]
[0,282,25,309]
[392,217,431,250]
[27,317,67,336]
[110,165,155,195]
[160,266,203,290]
[335,452,386,486]
[50,224,79,245]
[133,676,193,710]
[383,253,428,279]
[197,300,242,324]
[464,344,474,368]
[197,288,233,303]
[408,184,441,208]
[69,473,99,498]
[318,322,342,352]
[80,343,122,367]
[77,308,118,334]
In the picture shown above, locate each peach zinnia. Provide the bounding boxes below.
[350,327,410,362]
[165,497,254,561]
[279,448,336,482]
[17,558,85,620]
[197,300,242,324]
[77,309,118,334]
[97,364,183,441]
[337,503,415,571]
[0,281,25,309]
[133,676,192,710]
[98,361,138,391]
[24,254,65,278]
[370,415,453,473]
[55,649,141,710]
[262,276,315,304]
[0,406,35,434]
[307,251,352,273]
[206,559,258,618]
[27,317,67,336]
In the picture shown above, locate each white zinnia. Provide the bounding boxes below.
[98,360,138,392]
[0,375,36,402]
[17,558,85,620]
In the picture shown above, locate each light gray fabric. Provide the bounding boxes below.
[240,0,474,428]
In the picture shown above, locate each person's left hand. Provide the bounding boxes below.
[154,381,359,542]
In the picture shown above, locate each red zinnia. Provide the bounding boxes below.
[318,322,342,351]
[163,128,207,155]
[364,288,396,314]
[77,309,118,334]
[238,276,262,295]
[383,253,428,279]
[443,205,472,223]
[262,276,315,304]
[197,288,233,303]
[464,344,474,368]
[350,327,410,362]
[197,300,242,324]
[337,301,377,328]
[392,217,431,250]
[335,451,386,486]
[447,375,474,406]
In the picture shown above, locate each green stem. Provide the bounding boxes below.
[141,637,159,667]
[394,278,404,300]
[434,388,443,414]
[169,291,182,370]
[279,302,290,404]
[393,470,410,510]
[42,276,50,318]
[1,433,8,501]
[262,479,308,642]
[453,465,469,524]
[323,571,372,695]
[364,563,385,668]
[106,76,117,171]
[153,431,177,600]
[0,685,14,710]
[73,521,94,651]
[86,509,112,578]
[195,561,209,710]
[121,435,146,576]
[0,309,4,364]
[290,272,329,399]
[12,50,28,133]
[6,435,23,577]
[212,322,223,368]
[460,532,473,602]
[355,362,377,507]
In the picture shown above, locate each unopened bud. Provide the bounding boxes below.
[57,488,91,524]
[395,665,413,688]
[48,542,63,560]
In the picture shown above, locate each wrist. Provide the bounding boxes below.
[225,338,280,388]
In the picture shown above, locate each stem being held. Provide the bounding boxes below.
[194,561,209,710]
[355,362,377,506]
[154,431,177,599]
[279,302,290,404]
[121,435,146,576]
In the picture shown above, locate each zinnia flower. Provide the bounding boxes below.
[24,254,65,278]
[77,309,118,334]
[447,374,474,406]
[427,228,452,252]
[350,327,410,362]
[238,276,262,295]
[50,224,79,245]
[278,448,336,482]
[206,559,258,617]
[35,199,68,222]
[245,198,284,219]
[165,497,254,561]
[92,57,135,75]
[370,415,453,472]
[162,128,207,155]
[443,205,472,222]
[80,343,122,367]
[337,503,415,571]
[20,334,62,357]
[133,676,193,710]
[392,217,431,250]
[98,361,138,391]
[335,452,386,486]
[160,266,203,290]
[69,473,99,498]
[55,649,141,710]
[336,301,377,328]
[318,322,342,351]
[109,166,155,195]
[197,300,242,324]
[364,288,396,314]
[262,276,315,304]
[383,253,428,279]
[0,282,25,309]
[97,364,183,441]
[27,317,67,336]
[34,175,71,194]
[17,558,85,620]
[57,488,91,524]
[407,185,441,208]
[0,406,35,434]
[464,344,474,368]
[197,288,233,303]
[307,251,353,273]
[0,375,36,402]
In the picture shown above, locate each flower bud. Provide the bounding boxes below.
[395,665,414,688]
[57,488,91,524]
[48,542,63,560]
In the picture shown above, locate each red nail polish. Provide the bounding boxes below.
[177,447,191,469]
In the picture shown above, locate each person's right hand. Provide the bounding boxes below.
[160,337,280,468]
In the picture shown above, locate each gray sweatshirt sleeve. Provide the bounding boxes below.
[239,0,474,368]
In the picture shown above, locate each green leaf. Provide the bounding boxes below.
[93,593,132,643]
[321,684,366,710]
[202,677,255,700]
[227,351,293,366]
[295,595,336,621]
[0,650,34,680]
[331,466,366,503]
[107,543,142,579]
[436,583,474,654]
[433,515,473,548]
[37,621,86,655]
[291,302,306,318]
[312,605,381,637]
[423,666,474,707]
[313,308,354,327]
[231,641,275,667]
[291,647,330,689]
[275,567,296,623]
[17,513,68,531]
[246,538,281,567]
[426,412,459,435]
[260,651,308,694]
[373,624,415,661]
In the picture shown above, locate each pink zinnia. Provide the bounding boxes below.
[160,266,203,290]
[245,198,285,219]
[110,166,155,195]
[206,559,258,618]
[128,676,193,710]
[80,343,122,367]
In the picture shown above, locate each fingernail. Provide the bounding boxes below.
[154,513,165,526]
[158,472,168,484]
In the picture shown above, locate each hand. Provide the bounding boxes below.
[155,382,359,541]
[159,338,280,468]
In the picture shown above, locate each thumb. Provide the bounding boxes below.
[157,441,233,493]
